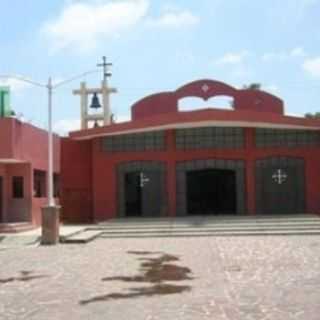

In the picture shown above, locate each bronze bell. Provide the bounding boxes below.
[90,92,101,109]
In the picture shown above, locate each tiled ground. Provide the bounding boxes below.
[0,235,319,320]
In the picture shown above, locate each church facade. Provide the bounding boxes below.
[61,79,320,222]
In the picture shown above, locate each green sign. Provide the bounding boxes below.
[0,86,11,117]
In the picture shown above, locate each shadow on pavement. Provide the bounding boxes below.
[0,270,48,284]
[80,251,193,305]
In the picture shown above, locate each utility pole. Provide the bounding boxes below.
[47,77,54,207]
[97,56,113,84]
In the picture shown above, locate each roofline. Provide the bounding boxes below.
[70,120,320,140]
[69,109,320,140]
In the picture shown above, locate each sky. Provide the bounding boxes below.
[1,0,320,135]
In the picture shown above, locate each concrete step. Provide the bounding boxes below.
[99,216,320,226]
[91,221,320,231]
[96,225,320,234]
[61,230,102,244]
[61,215,320,243]
[0,222,35,234]
[0,235,40,246]
[100,229,320,238]
[97,215,320,238]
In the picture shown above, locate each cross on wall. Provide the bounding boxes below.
[272,169,288,185]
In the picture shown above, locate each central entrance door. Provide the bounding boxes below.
[124,170,163,217]
[186,169,237,215]
[125,172,142,217]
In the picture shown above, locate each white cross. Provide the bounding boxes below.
[272,169,287,185]
[140,172,150,188]
[201,84,210,93]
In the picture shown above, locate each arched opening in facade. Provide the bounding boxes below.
[178,95,234,112]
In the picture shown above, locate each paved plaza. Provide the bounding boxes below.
[0,235,320,320]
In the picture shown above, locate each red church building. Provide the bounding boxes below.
[61,79,320,223]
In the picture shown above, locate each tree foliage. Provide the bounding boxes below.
[305,112,320,119]
[242,83,261,90]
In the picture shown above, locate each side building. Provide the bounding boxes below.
[61,79,320,222]
[0,117,60,226]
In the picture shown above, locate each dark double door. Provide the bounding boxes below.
[125,171,162,217]
[256,158,305,214]
[186,169,237,215]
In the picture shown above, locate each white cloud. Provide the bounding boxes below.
[215,51,250,66]
[262,52,288,62]
[53,119,80,135]
[0,76,32,91]
[42,0,149,52]
[147,10,199,28]
[42,1,199,52]
[303,57,320,77]
[262,47,307,61]
[291,47,307,57]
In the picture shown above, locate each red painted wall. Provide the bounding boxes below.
[0,119,14,159]
[0,118,60,169]
[0,118,60,225]
[62,127,320,222]
[60,138,93,223]
[131,79,284,120]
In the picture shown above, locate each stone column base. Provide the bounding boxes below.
[41,206,61,245]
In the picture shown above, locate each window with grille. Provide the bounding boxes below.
[255,129,320,147]
[102,131,165,152]
[175,127,244,150]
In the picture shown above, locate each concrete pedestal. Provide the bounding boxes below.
[41,206,61,245]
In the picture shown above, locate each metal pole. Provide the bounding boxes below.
[47,77,55,207]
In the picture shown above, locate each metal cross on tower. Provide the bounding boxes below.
[97,56,113,83]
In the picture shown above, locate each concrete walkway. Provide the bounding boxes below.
[0,225,91,248]
[1,233,320,319]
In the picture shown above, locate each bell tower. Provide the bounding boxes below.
[73,57,117,129]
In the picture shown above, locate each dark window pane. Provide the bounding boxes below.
[13,176,24,199]
[54,174,60,198]
[33,170,46,198]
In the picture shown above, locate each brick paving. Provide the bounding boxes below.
[0,236,319,320]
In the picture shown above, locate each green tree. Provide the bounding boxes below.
[305,112,320,119]
[243,83,261,90]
